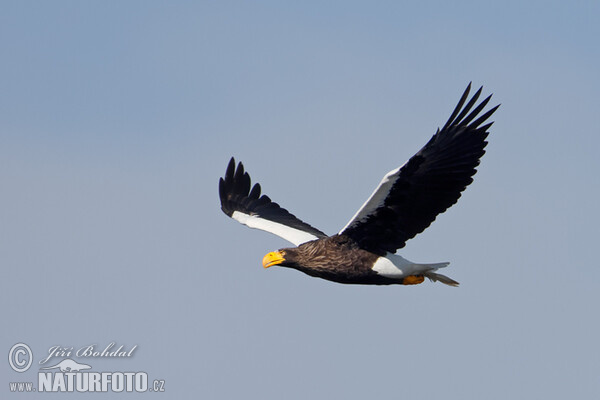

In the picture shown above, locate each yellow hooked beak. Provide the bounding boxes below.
[262,251,285,268]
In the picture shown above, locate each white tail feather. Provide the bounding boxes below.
[423,271,459,287]
[416,262,459,286]
[372,255,458,286]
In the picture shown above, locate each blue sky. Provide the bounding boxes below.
[2,1,599,399]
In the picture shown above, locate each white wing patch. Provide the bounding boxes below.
[231,211,320,246]
[339,166,402,233]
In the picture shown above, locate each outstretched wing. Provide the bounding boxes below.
[339,83,499,255]
[219,157,328,246]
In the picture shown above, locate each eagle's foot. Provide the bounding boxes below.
[402,275,425,285]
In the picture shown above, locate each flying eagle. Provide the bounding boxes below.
[219,84,499,286]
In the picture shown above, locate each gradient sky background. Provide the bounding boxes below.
[2,1,599,399]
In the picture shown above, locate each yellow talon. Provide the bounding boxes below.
[403,275,425,285]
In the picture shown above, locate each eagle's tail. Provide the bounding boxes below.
[419,262,459,287]
[421,263,459,287]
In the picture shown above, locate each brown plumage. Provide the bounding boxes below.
[272,236,383,284]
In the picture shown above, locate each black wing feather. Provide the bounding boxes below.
[341,84,499,255]
[219,157,328,239]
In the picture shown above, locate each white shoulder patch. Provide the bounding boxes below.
[231,211,319,246]
[339,166,402,233]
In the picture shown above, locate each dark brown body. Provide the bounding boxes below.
[278,235,400,285]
